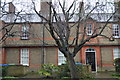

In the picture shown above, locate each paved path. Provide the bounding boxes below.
[93,72,120,80]
[93,72,113,78]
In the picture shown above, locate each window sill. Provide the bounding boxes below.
[113,37,120,39]
[20,38,29,40]
[87,34,92,36]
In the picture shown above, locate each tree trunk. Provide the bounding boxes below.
[66,53,80,79]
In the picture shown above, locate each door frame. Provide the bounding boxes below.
[85,48,97,72]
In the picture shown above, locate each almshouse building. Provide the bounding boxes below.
[0,1,120,72]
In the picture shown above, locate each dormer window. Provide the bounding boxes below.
[21,24,29,40]
[112,24,120,38]
[86,24,93,35]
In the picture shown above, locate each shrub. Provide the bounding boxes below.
[112,73,120,79]
[57,64,70,78]
[39,63,92,79]
[38,64,59,78]
[58,63,92,79]
[114,58,120,73]
[2,66,8,77]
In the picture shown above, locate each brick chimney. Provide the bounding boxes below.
[79,2,84,15]
[40,0,52,19]
[8,2,15,22]
[9,2,15,13]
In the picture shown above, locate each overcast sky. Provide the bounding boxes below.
[1,0,115,13]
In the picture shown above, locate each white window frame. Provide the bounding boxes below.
[20,48,29,66]
[58,50,66,65]
[21,24,29,40]
[113,47,120,59]
[112,24,120,38]
[86,24,93,35]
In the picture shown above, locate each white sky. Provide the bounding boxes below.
[1,0,115,13]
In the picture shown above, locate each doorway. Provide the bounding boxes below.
[86,48,96,71]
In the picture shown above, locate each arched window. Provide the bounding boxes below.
[86,48,95,52]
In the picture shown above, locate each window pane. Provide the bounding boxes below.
[20,48,29,66]
[21,24,29,39]
[58,50,66,65]
[112,24,120,38]
[87,24,92,35]
[114,47,120,59]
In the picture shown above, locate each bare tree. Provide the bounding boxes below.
[32,0,116,79]
[0,0,117,79]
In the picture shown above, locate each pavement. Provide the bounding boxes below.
[93,71,120,80]
[93,71,113,78]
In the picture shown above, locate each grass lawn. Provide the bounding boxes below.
[0,76,18,79]
[112,73,120,79]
